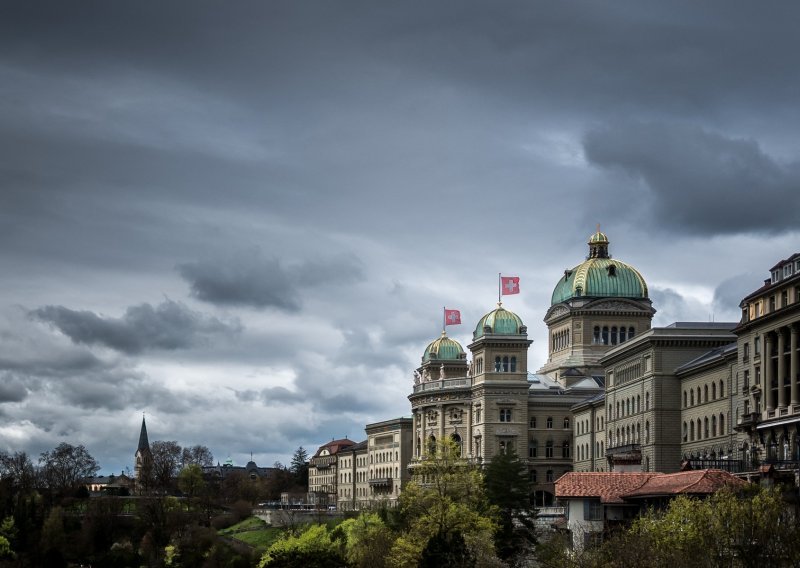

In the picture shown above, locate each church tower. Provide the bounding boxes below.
[539,230,655,385]
[134,415,152,486]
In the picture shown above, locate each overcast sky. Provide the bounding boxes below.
[1,1,798,475]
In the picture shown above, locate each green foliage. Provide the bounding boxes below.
[484,448,537,562]
[563,486,800,568]
[177,463,205,499]
[258,523,348,568]
[334,513,393,568]
[389,439,500,568]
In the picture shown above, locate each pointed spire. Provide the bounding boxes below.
[137,413,150,452]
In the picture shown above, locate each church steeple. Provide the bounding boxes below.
[137,414,150,452]
[135,414,152,488]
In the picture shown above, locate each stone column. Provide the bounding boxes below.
[420,410,427,457]
[411,411,418,458]
[466,403,473,458]
[765,333,775,412]
[778,328,787,409]
[791,326,799,406]
[438,405,445,443]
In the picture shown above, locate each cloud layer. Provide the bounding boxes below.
[0,1,797,473]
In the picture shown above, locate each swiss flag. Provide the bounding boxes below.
[444,309,462,326]
[501,276,520,295]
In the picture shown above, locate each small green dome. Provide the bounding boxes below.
[588,230,609,244]
[473,304,525,339]
[551,231,648,305]
[422,332,465,362]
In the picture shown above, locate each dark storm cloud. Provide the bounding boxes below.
[177,251,363,310]
[30,300,238,354]
[0,373,27,403]
[583,122,800,235]
[712,273,760,317]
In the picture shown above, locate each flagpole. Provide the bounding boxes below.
[498,273,501,305]
[442,306,446,333]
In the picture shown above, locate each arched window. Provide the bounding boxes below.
[720,381,724,397]
[683,422,688,442]
[593,326,601,344]
[711,416,717,437]
[684,391,687,407]
[719,413,725,435]
[704,417,709,438]
[616,402,619,419]
[690,421,695,441]
[562,441,570,458]
[704,385,709,403]
[451,433,462,455]
[697,387,701,405]
[510,356,517,372]
[712,383,717,399]
[645,421,650,443]
[546,416,553,429]
[636,423,641,442]
[690,390,694,405]
[620,326,627,342]
[611,326,618,345]
[502,356,509,372]
[546,469,554,482]
[646,392,650,410]
[627,399,631,415]
[602,326,609,345]
[563,417,570,429]
[545,440,554,458]
[529,440,538,458]
[636,395,641,413]
[530,416,537,428]
[530,469,537,483]
[628,327,635,338]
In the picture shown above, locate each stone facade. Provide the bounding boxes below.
[735,254,800,474]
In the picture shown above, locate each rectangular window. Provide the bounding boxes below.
[754,336,761,355]
[499,409,512,422]
[584,499,603,521]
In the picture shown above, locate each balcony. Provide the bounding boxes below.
[735,412,759,431]
[368,477,393,488]
[606,443,641,457]
[412,376,472,393]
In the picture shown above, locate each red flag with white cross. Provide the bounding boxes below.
[444,308,461,326]
[501,276,520,295]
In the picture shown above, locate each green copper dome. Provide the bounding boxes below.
[551,231,648,305]
[473,304,525,339]
[422,331,465,362]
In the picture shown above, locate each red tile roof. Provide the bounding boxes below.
[556,470,747,503]
[555,472,657,503]
[313,438,356,457]
[623,469,747,498]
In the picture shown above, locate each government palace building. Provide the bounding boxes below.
[309,231,800,510]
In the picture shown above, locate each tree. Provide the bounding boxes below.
[182,445,214,468]
[484,448,537,564]
[258,524,347,568]
[390,439,500,568]
[177,463,205,500]
[149,441,183,491]
[38,443,99,497]
[290,447,309,489]
[0,451,35,495]
[563,486,800,568]
[335,513,394,568]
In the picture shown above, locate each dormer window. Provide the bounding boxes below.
[784,264,794,278]
[607,264,617,277]
[772,270,780,283]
